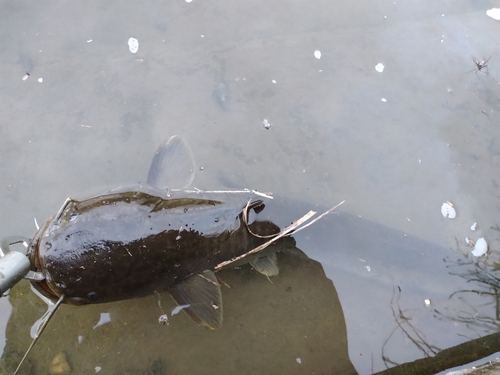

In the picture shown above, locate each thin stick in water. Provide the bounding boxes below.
[13,294,65,375]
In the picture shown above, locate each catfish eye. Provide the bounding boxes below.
[87,292,96,299]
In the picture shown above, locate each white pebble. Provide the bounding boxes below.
[158,314,169,325]
[95,366,102,373]
[128,37,139,53]
[314,50,321,59]
[487,8,500,20]
[375,63,384,73]
[424,299,431,307]
[296,358,302,364]
[263,118,271,130]
[49,352,71,375]
[470,222,477,231]
[381,98,387,102]
[38,78,43,83]
[471,238,488,257]
[364,265,371,272]
[441,202,456,219]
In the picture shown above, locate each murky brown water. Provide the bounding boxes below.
[1,0,499,374]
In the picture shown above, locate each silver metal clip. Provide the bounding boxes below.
[0,236,44,295]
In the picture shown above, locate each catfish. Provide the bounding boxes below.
[27,136,295,330]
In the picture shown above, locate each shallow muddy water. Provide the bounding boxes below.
[1,0,499,374]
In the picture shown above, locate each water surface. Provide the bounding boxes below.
[0,0,499,374]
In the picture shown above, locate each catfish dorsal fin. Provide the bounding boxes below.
[147,135,196,190]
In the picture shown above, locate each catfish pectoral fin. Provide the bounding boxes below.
[250,253,279,276]
[169,270,223,330]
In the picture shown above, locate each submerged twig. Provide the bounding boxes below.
[14,294,65,375]
[170,188,274,199]
[198,273,220,286]
[242,199,279,239]
[381,284,440,369]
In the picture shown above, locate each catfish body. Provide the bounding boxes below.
[28,191,286,306]
[25,136,295,329]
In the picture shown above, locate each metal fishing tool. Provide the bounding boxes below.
[0,236,44,296]
[0,236,53,375]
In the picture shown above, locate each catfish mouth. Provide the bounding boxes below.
[26,216,73,304]
[31,279,60,302]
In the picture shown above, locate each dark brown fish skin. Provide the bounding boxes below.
[27,191,293,305]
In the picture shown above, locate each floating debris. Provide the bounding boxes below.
[364,265,371,272]
[49,352,71,375]
[158,314,169,325]
[95,366,102,373]
[38,78,43,83]
[465,237,475,247]
[296,358,302,364]
[22,73,30,81]
[471,56,491,76]
[263,118,271,130]
[375,63,384,73]
[470,222,477,231]
[381,98,387,102]
[128,37,139,53]
[441,201,456,219]
[92,312,111,329]
[487,8,500,20]
[171,304,190,316]
[424,299,431,307]
[471,237,488,257]
[314,50,321,59]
